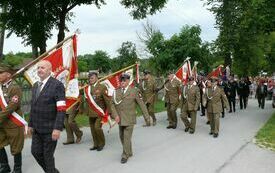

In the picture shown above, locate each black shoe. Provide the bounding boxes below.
[200,114,205,116]
[97,146,104,151]
[222,114,225,118]
[184,127,189,132]
[189,131,194,134]
[229,110,232,113]
[121,158,127,164]
[166,126,172,129]
[63,141,74,145]
[172,126,177,129]
[213,133,219,138]
[89,147,98,151]
[209,132,213,135]
[206,121,210,125]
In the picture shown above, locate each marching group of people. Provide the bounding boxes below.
[0,60,273,173]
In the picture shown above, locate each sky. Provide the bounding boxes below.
[3,0,218,57]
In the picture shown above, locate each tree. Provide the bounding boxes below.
[112,41,139,71]
[0,0,169,58]
[0,3,7,59]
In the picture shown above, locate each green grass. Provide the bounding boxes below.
[255,112,275,151]
[76,99,166,127]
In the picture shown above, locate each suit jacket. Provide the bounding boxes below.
[111,86,150,126]
[181,84,200,111]
[204,86,229,114]
[256,84,268,97]
[29,77,66,134]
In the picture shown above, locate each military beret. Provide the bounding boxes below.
[0,64,15,74]
[143,70,151,75]
[88,70,99,77]
[120,73,130,81]
[188,76,195,81]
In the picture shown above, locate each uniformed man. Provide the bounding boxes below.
[204,77,229,138]
[0,65,24,173]
[63,102,83,145]
[84,70,112,151]
[139,70,157,126]
[180,77,200,134]
[162,71,181,129]
[111,73,150,164]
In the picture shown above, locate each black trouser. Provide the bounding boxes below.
[31,131,58,173]
[0,148,22,173]
[239,95,247,109]
[200,103,205,116]
[257,95,265,109]
[229,97,236,112]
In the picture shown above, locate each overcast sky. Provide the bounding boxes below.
[3,0,218,57]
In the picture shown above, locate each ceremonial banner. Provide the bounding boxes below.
[24,35,79,110]
[175,60,191,85]
[207,65,223,78]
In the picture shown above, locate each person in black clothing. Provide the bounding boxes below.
[197,75,206,116]
[237,78,250,109]
[226,77,238,113]
[218,78,227,118]
[244,77,252,106]
[256,79,268,109]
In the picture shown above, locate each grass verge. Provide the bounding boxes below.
[255,112,275,152]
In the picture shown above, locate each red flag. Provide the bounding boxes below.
[207,65,224,78]
[24,35,79,111]
[175,60,191,85]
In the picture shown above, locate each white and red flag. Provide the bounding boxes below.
[175,60,191,85]
[83,63,138,125]
[24,34,79,110]
[207,65,224,78]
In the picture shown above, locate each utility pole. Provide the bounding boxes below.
[0,3,7,60]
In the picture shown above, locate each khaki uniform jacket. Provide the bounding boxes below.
[139,77,156,104]
[0,81,23,128]
[164,78,181,104]
[85,82,111,118]
[204,86,229,114]
[112,86,150,126]
[181,84,200,111]
[0,81,24,152]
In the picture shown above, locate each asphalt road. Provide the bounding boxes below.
[6,99,275,173]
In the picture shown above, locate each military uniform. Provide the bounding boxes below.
[112,85,150,163]
[63,102,83,145]
[164,77,181,128]
[180,83,200,133]
[84,81,111,151]
[204,84,229,137]
[0,66,24,173]
[139,73,157,125]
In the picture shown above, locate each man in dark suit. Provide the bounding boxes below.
[28,60,66,173]
[256,79,268,109]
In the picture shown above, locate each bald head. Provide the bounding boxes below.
[37,60,52,81]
